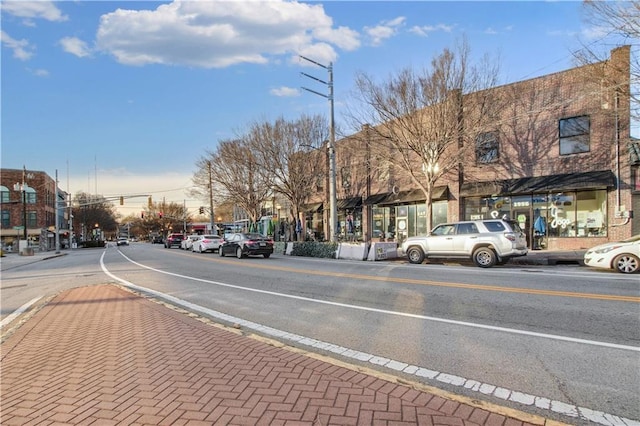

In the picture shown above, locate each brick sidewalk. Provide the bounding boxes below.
[1,284,551,425]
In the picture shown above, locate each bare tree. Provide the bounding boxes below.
[247,115,328,224]
[72,192,119,240]
[577,1,638,122]
[200,138,272,224]
[347,38,500,230]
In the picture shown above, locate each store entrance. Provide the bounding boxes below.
[511,196,532,249]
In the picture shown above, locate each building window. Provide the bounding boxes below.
[340,166,351,190]
[476,132,499,164]
[0,188,9,203]
[1,210,9,228]
[27,211,37,228]
[315,173,324,193]
[559,115,590,155]
[632,165,640,193]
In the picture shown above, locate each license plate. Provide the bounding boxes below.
[259,242,266,246]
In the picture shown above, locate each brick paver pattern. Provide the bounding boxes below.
[1,284,540,425]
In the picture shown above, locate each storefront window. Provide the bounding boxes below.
[548,193,575,237]
[407,205,416,237]
[576,190,607,237]
[372,207,386,239]
[432,201,448,228]
[416,204,428,235]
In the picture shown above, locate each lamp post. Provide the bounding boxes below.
[300,55,338,243]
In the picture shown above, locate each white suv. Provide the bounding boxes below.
[401,219,528,267]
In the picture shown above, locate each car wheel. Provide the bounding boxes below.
[236,247,244,259]
[473,247,497,268]
[406,247,425,264]
[264,253,271,258]
[613,253,640,274]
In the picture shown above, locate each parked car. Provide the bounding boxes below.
[583,234,640,274]
[116,237,128,246]
[181,234,200,250]
[152,235,164,244]
[401,219,528,268]
[219,233,274,258]
[192,234,223,253]
[164,233,184,249]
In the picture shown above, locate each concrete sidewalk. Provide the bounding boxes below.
[1,284,559,426]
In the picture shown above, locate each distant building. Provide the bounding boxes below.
[0,168,70,251]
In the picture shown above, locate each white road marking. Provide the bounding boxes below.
[101,251,640,426]
[112,250,639,352]
[1,297,42,328]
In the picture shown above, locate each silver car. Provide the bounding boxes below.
[192,234,223,253]
[401,219,528,267]
[181,234,200,250]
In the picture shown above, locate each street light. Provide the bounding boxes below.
[299,55,337,242]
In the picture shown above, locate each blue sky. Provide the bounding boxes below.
[1,1,634,216]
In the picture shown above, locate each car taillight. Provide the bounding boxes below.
[504,232,516,242]
[202,239,210,243]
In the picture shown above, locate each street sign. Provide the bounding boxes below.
[13,226,24,230]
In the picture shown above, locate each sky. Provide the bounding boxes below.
[1,0,637,217]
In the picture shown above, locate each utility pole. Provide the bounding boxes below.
[207,160,215,234]
[55,170,60,254]
[300,55,337,242]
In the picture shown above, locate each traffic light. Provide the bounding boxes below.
[159,212,163,219]
[119,196,124,205]
[199,206,204,214]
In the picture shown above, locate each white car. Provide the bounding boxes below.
[192,234,223,253]
[583,234,640,274]
[181,234,200,250]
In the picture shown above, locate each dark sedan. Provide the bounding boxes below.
[219,233,274,259]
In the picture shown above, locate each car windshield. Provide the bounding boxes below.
[244,233,264,240]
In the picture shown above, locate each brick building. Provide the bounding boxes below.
[303,46,637,250]
[0,168,69,251]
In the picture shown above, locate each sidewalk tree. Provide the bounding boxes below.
[576,1,637,123]
[196,137,271,224]
[347,38,501,230]
[247,115,328,229]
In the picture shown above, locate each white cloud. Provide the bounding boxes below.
[0,30,34,60]
[1,1,68,23]
[60,36,92,58]
[364,16,405,46]
[94,0,360,69]
[409,23,454,37]
[270,86,300,97]
[30,68,49,77]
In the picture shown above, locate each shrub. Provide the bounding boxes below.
[290,241,338,258]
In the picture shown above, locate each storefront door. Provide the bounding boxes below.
[511,196,532,248]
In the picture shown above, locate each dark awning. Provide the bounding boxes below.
[302,202,323,212]
[337,196,362,210]
[460,171,616,197]
[363,193,390,205]
[372,185,449,206]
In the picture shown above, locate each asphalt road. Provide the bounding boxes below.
[2,243,639,425]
